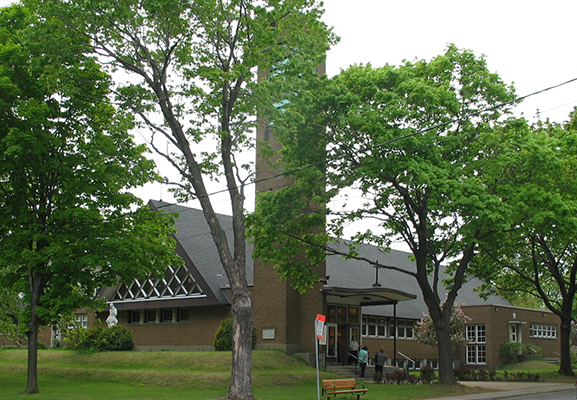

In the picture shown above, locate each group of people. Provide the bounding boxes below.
[349,336,388,378]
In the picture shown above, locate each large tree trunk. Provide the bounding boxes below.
[558,313,575,376]
[435,321,457,384]
[227,291,255,400]
[26,270,42,394]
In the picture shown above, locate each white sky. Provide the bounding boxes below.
[323,0,577,123]
[2,0,577,213]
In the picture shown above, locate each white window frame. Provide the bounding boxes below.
[74,314,89,329]
[529,323,557,338]
[466,324,487,365]
[362,315,415,339]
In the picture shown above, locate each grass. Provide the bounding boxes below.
[0,349,571,400]
[499,360,575,382]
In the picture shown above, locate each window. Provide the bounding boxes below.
[128,308,188,324]
[406,322,414,339]
[75,314,88,329]
[529,323,557,338]
[161,308,173,323]
[178,308,189,322]
[128,310,142,324]
[361,316,368,336]
[327,305,337,323]
[145,309,157,323]
[349,307,359,324]
[111,264,204,302]
[368,317,377,336]
[363,316,386,338]
[377,318,386,337]
[466,324,486,364]
[362,316,415,339]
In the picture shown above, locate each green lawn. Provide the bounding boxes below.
[0,349,570,400]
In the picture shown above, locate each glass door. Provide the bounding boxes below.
[327,323,338,359]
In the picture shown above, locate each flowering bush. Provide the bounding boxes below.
[414,303,469,346]
[383,369,421,384]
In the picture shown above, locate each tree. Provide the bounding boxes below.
[0,4,180,393]
[474,111,577,376]
[250,45,516,384]
[31,1,334,398]
[0,286,26,346]
[414,303,469,346]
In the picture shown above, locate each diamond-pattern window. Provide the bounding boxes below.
[111,264,203,301]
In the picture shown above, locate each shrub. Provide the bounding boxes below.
[500,342,542,364]
[454,367,539,382]
[68,325,134,352]
[454,366,474,381]
[419,364,435,383]
[213,318,256,351]
[383,369,421,384]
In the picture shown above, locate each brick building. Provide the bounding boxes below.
[5,198,559,370]
[72,200,559,370]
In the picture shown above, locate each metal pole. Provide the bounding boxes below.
[393,303,397,367]
[316,329,321,400]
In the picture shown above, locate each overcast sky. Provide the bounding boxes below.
[323,0,577,123]
[2,0,576,212]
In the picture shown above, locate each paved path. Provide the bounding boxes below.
[424,381,576,400]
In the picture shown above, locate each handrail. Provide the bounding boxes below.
[397,351,414,363]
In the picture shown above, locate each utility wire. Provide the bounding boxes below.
[202,77,577,200]
[2,77,576,240]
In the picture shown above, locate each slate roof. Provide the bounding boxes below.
[325,241,510,319]
[149,200,508,318]
[150,200,254,305]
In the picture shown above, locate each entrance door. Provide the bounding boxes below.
[327,324,338,360]
[509,323,522,342]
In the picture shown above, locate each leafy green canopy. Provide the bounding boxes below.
[0,3,180,332]
[250,45,517,384]
[472,111,577,375]
[474,113,577,309]
[26,1,336,398]
[30,0,334,202]
[250,45,516,292]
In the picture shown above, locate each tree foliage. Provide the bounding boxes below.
[0,4,180,393]
[67,324,135,352]
[213,318,256,351]
[473,110,577,376]
[250,45,516,384]
[414,303,469,346]
[29,1,335,398]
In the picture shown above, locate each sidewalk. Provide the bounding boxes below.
[425,381,576,400]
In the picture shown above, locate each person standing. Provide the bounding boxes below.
[349,335,359,364]
[358,346,369,378]
[374,349,388,380]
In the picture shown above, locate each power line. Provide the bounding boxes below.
[200,77,577,201]
[2,77,576,241]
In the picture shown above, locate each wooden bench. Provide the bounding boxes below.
[322,379,368,400]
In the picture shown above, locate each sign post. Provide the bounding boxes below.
[315,314,326,400]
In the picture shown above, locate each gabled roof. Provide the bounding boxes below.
[121,201,507,319]
[149,200,254,305]
[325,241,510,319]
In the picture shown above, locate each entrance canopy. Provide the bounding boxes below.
[322,286,416,307]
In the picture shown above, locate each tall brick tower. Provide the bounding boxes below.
[252,64,326,362]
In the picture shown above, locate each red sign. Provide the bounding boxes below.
[315,314,326,341]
